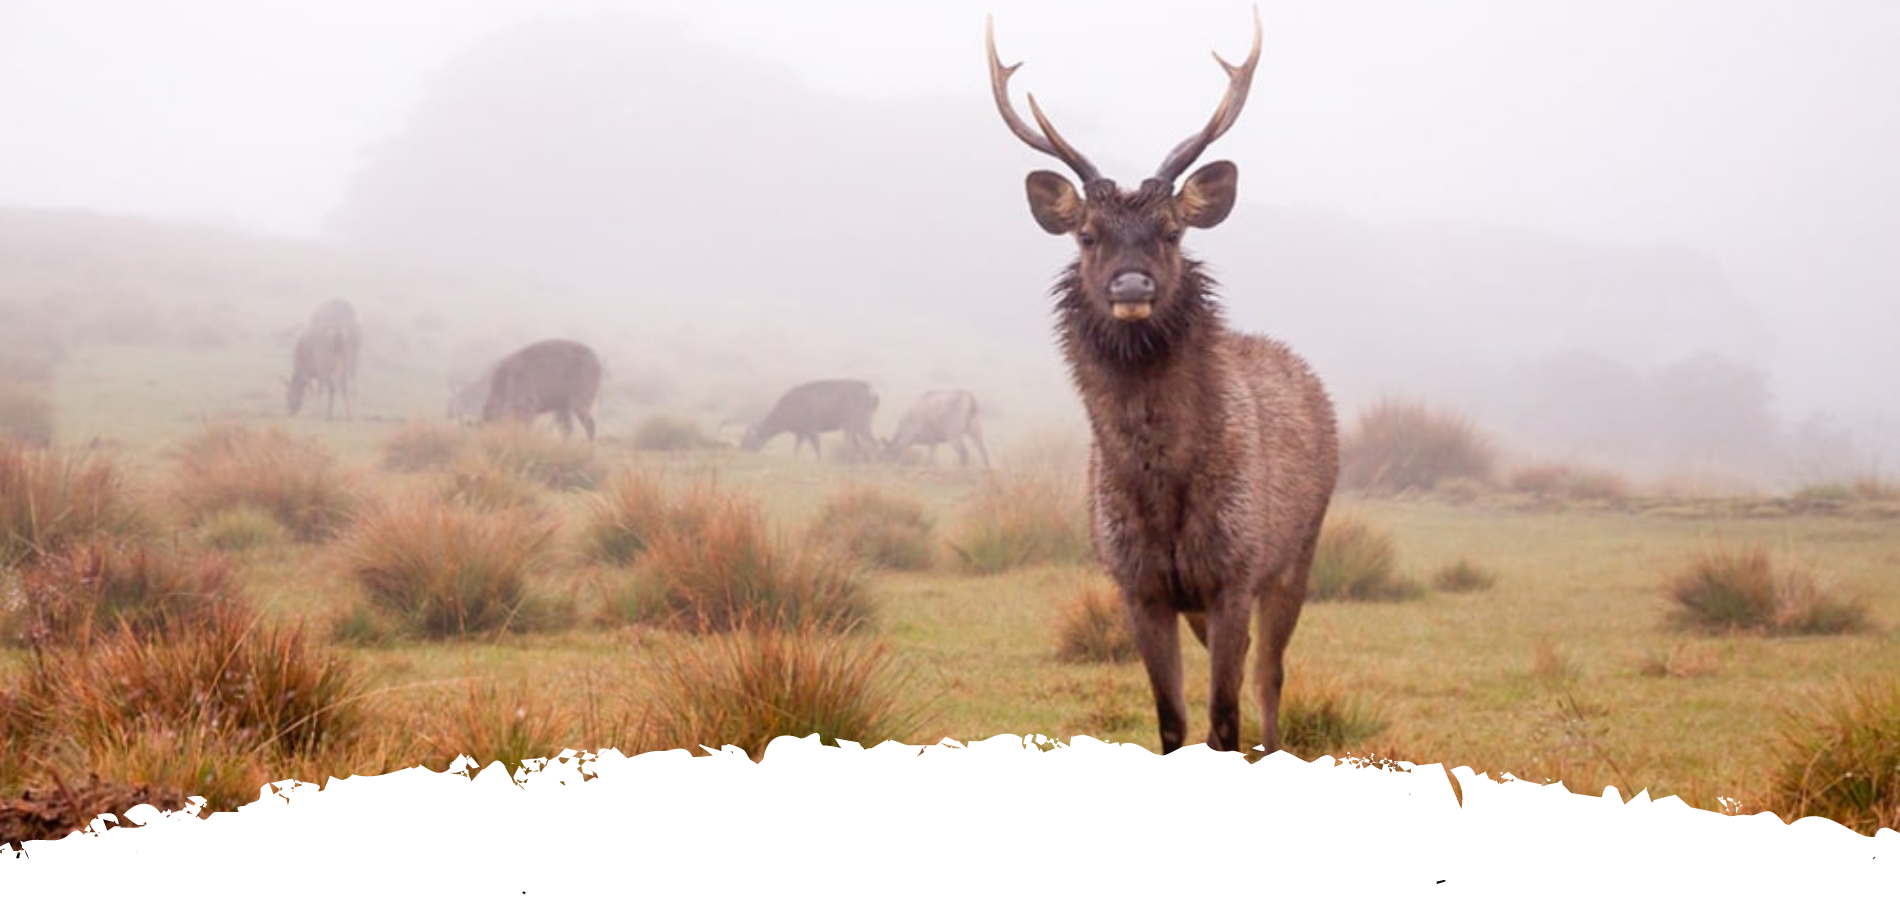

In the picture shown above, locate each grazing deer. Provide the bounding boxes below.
[882,389,990,468]
[987,9,1339,755]
[481,339,603,440]
[740,379,880,461]
[285,299,361,419]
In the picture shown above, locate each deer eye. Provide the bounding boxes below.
[1077,231,1098,248]
[1164,228,1183,245]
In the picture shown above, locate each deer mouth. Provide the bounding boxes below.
[1111,301,1154,321]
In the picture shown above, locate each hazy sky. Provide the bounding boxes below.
[4,0,1898,419]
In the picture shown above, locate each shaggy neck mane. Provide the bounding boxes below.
[1052,257,1223,372]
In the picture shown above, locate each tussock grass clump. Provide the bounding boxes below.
[439,460,544,512]
[581,468,698,565]
[1665,547,1873,636]
[1310,513,1425,602]
[0,383,55,447]
[637,490,872,634]
[414,678,577,777]
[1279,676,1387,760]
[0,773,193,846]
[632,414,714,452]
[949,467,1089,575]
[340,496,556,639]
[172,423,355,541]
[1767,678,1900,836]
[194,505,288,552]
[641,626,914,760]
[1053,578,1136,664]
[0,444,146,568]
[3,540,241,647]
[1339,399,1495,495]
[1431,558,1498,593]
[381,420,469,472]
[1508,463,1629,503]
[479,425,602,491]
[809,486,936,571]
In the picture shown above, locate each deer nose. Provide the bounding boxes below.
[1108,271,1156,304]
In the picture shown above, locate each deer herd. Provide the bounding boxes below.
[275,9,1334,756]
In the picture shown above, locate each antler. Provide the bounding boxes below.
[1153,6,1264,184]
[986,15,1102,184]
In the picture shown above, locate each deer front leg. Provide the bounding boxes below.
[1124,595,1188,754]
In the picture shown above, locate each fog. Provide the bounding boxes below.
[4,0,1898,484]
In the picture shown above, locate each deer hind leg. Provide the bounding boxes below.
[576,407,597,441]
[1125,595,1188,754]
[1205,595,1254,753]
[1253,556,1313,757]
[952,437,970,467]
[970,430,992,469]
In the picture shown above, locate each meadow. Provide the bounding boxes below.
[2,215,1897,843]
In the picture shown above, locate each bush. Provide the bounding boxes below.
[0,445,145,568]
[636,489,872,634]
[632,414,713,452]
[340,496,556,639]
[1665,547,1872,636]
[1309,513,1425,602]
[194,505,289,552]
[1508,463,1629,503]
[949,467,1090,574]
[3,540,241,648]
[1339,399,1495,495]
[1053,578,1137,664]
[381,420,469,472]
[172,424,355,541]
[809,486,935,571]
[479,425,602,491]
[1431,558,1497,593]
[641,626,914,760]
[0,383,55,447]
[1767,678,1900,836]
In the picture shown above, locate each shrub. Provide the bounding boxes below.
[1339,399,1495,495]
[1508,463,1629,503]
[1767,678,1900,836]
[479,425,602,491]
[637,490,872,634]
[1664,547,1872,636]
[381,420,469,472]
[641,626,914,760]
[1053,578,1137,664]
[0,383,55,447]
[949,467,1089,574]
[340,496,556,639]
[632,414,713,452]
[3,540,241,648]
[809,486,935,571]
[0,445,145,568]
[1309,513,1425,602]
[194,505,289,552]
[171,424,355,541]
[1431,558,1497,593]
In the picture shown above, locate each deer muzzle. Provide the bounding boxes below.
[1108,271,1156,321]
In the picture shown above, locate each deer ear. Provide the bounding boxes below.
[1177,160,1238,229]
[1025,170,1083,235]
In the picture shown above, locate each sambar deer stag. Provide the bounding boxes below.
[739,379,879,462]
[881,389,990,468]
[481,339,603,440]
[988,9,1339,755]
[285,299,361,419]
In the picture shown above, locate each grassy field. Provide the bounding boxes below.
[2,218,1897,838]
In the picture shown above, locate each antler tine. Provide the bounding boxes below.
[986,15,1102,183]
[1154,5,1264,184]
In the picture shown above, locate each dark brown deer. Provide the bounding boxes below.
[740,379,879,461]
[285,299,360,419]
[987,10,1339,755]
[481,339,603,440]
[881,389,990,468]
